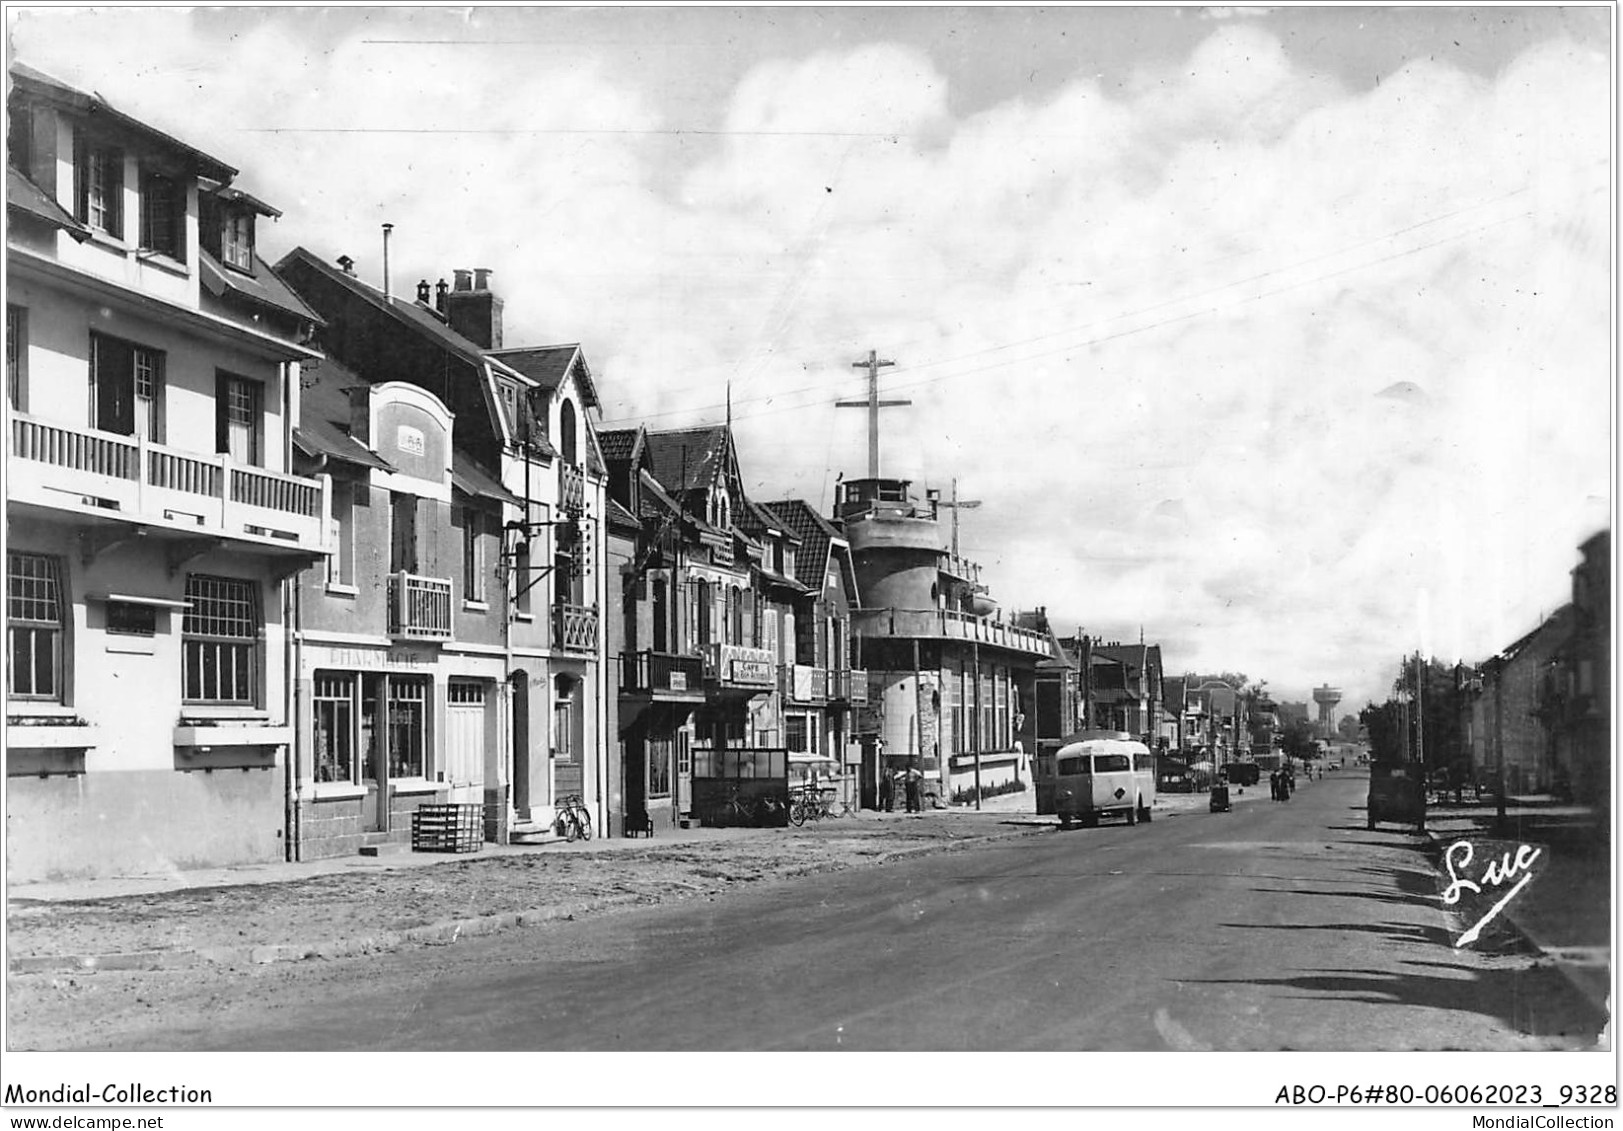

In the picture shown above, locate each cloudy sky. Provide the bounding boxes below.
[9,6,1611,710]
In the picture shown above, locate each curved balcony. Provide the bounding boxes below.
[850,607,1054,657]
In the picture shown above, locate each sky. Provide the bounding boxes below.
[7,5,1613,710]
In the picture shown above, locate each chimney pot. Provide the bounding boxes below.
[337,255,355,275]
[416,280,431,305]
[453,269,473,292]
[474,268,493,291]
[435,278,449,312]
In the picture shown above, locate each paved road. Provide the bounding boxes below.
[124,772,1603,1051]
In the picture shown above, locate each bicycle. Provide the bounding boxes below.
[555,794,593,842]
[717,785,758,828]
[789,788,830,826]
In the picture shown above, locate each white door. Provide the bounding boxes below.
[446,681,486,805]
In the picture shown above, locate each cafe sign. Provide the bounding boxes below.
[730,659,774,685]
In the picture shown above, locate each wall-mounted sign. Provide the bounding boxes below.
[730,660,774,685]
[668,671,688,692]
[397,425,426,456]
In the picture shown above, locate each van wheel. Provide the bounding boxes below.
[1125,805,1138,826]
[1140,801,1153,823]
[1082,813,1098,828]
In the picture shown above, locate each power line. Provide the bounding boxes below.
[602,181,1556,420]
[602,199,1542,429]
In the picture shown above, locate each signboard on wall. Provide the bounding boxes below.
[731,659,773,685]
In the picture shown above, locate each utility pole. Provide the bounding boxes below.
[837,350,908,479]
[933,477,981,560]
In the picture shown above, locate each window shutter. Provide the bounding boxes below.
[214,372,230,454]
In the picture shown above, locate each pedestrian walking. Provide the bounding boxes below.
[879,770,894,812]
[1269,770,1281,801]
[904,771,921,813]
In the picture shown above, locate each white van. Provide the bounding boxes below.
[1052,737,1156,828]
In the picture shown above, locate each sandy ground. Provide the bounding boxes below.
[5,807,1050,1048]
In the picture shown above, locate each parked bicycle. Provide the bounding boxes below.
[789,787,832,826]
[555,794,593,842]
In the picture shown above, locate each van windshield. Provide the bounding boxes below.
[1057,756,1089,776]
[1094,754,1131,773]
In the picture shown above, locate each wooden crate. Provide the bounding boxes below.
[411,803,482,853]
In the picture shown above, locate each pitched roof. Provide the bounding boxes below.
[643,426,729,494]
[759,499,841,591]
[452,451,522,507]
[605,497,640,532]
[278,247,491,370]
[208,251,321,324]
[599,427,642,464]
[293,356,393,471]
[11,62,238,184]
[487,345,599,409]
[6,166,90,241]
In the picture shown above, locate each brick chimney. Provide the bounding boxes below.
[444,267,503,349]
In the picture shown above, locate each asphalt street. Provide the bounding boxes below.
[111,772,1604,1052]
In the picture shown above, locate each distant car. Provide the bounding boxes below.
[1367,762,1426,831]
[1327,763,1339,772]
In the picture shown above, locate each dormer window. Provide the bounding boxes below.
[139,165,184,260]
[74,130,123,238]
[221,210,254,272]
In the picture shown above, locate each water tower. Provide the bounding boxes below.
[1313,684,1343,739]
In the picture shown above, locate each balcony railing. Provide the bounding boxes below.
[553,602,599,653]
[559,462,584,515]
[705,643,776,688]
[10,414,327,551]
[388,572,453,640]
[621,650,703,695]
[849,607,1054,657]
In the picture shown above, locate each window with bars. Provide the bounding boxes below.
[139,166,184,260]
[388,678,427,779]
[8,552,64,701]
[75,132,123,238]
[182,575,259,705]
[7,305,25,411]
[313,673,356,784]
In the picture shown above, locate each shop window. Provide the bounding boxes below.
[313,673,357,784]
[7,552,64,701]
[182,574,258,705]
[386,678,427,779]
[648,736,672,798]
